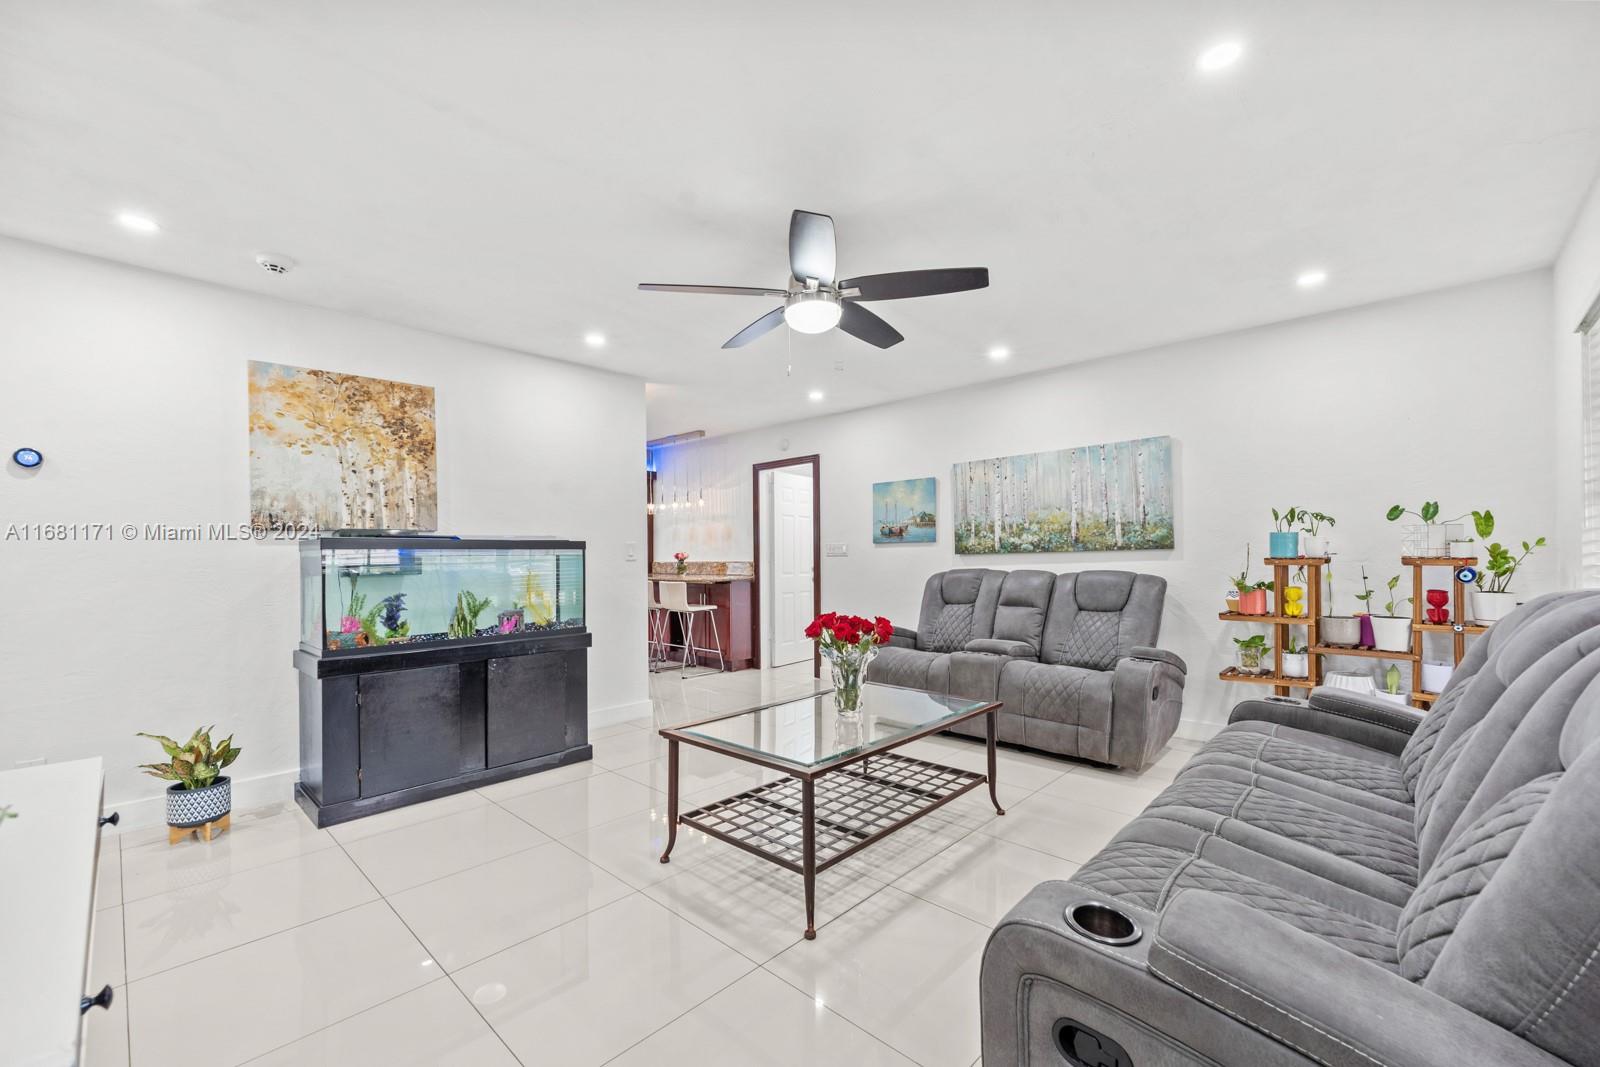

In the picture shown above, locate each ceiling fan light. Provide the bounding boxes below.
[783,291,842,334]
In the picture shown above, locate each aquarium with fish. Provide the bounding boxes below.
[300,535,585,655]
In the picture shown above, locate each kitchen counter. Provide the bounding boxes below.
[647,575,752,584]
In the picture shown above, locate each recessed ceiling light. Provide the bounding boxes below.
[987,345,1011,362]
[1296,269,1329,289]
[116,212,160,233]
[583,331,606,348]
[1196,39,1244,73]
[807,390,825,402]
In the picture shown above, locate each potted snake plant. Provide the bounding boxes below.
[138,727,240,837]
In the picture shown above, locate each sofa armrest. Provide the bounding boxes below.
[1109,651,1187,770]
[889,626,918,649]
[963,638,1038,659]
[1149,891,1566,1067]
[1128,645,1187,675]
[1228,688,1423,756]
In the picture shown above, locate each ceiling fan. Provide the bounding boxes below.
[638,209,989,350]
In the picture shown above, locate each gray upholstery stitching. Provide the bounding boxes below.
[1524,934,1600,1037]
[1149,960,1340,1067]
[1152,940,1389,1067]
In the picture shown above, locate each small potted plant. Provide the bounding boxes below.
[1322,566,1363,646]
[1299,511,1336,557]
[1282,640,1309,679]
[1386,503,1492,558]
[674,551,690,576]
[137,727,240,844]
[1231,545,1272,615]
[1367,574,1413,653]
[1233,634,1271,676]
[1269,507,1302,559]
[1473,537,1547,623]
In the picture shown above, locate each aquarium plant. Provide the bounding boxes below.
[377,593,409,639]
[516,572,555,626]
[137,727,240,790]
[448,590,494,639]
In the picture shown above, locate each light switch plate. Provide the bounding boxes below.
[825,542,848,556]
[625,541,637,561]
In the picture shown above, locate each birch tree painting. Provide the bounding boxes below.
[248,361,438,531]
[953,435,1173,554]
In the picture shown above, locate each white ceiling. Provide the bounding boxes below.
[3,1,1600,439]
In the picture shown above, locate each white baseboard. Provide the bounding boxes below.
[107,768,299,831]
[589,698,654,731]
[1174,718,1227,743]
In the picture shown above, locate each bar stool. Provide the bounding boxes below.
[647,583,672,669]
[659,580,724,676]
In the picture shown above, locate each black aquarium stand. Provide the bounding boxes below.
[294,629,592,828]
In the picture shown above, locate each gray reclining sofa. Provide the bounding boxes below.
[864,568,1185,770]
[982,590,1600,1066]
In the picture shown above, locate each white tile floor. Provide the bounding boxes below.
[86,661,1195,1067]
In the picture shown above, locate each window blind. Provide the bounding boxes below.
[1583,300,1600,587]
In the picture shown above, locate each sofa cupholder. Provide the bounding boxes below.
[1065,902,1142,946]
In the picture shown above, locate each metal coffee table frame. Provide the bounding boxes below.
[658,688,1005,940]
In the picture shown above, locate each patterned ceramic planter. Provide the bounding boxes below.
[165,777,231,828]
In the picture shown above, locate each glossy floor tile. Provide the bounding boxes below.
[453,894,754,1066]
[93,661,1172,1065]
[767,887,991,1067]
[123,846,377,979]
[245,978,520,1067]
[495,770,658,838]
[387,841,632,971]
[605,967,916,1066]
[340,803,549,895]
[127,901,435,1067]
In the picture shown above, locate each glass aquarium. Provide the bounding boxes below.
[300,536,585,654]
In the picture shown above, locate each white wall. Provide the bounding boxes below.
[655,271,1558,732]
[1553,174,1600,587]
[0,238,648,815]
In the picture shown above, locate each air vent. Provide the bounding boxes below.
[254,253,297,275]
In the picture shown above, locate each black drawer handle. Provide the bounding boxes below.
[80,985,113,1014]
[99,812,120,828]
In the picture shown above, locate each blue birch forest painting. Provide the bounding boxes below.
[873,477,937,544]
[953,435,1174,554]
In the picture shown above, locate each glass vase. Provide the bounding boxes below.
[824,645,877,718]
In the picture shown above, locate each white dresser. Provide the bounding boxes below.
[0,758,117,1066]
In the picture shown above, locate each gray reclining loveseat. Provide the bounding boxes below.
[982,590,1600,1066]
[864,568,1185,770]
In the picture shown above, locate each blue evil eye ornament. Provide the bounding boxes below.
[1454,566,1478,585]
[11,447,42,469]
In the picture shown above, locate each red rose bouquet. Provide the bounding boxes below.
[805,612,894,715]
[674,551,689,576]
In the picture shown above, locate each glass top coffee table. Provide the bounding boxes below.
[658,682,1005,940]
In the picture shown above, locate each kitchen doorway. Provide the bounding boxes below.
[752,455,820,675]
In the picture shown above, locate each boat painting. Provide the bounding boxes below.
[873,477,937,544]
[953,435,1174,554]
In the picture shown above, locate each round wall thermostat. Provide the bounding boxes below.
[11,447,42,469]
[1454,566,1478,584]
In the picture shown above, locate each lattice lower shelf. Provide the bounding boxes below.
[679,752,983,873]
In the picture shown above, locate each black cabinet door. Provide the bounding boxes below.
[357,664,464,797]
[486,651,579,767]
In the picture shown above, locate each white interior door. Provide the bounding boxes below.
[769,467,815,666]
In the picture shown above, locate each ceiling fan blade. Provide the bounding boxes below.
[839,301,904,349]
[721,306,787,349]
[639,283,790,297]
[789,210,836,286]
[839,267,989,301]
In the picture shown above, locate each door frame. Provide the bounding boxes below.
[750,454,821,676]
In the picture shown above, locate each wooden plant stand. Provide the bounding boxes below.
[1403,556,1487,707]
[1218,556,1325,697]
[168,812,230,846]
